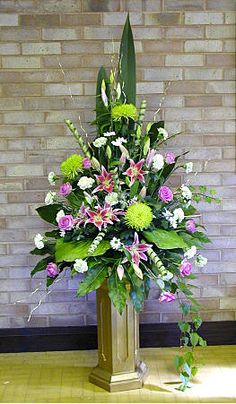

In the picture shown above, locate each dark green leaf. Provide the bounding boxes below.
[118,14,136,105]
[36,204,62,225]
[130,180,139,199]
[31,256,53,277]
[77,264,107,296]
[66,192,82,208]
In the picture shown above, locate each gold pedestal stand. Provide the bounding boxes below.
[89,281,148,392]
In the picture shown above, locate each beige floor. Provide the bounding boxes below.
[0,345,235,403]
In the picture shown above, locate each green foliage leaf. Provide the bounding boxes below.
[144,229,187,250]
[96,66,110,134]
[173,355,184,370]
[30,244,55,256]
[191,366,198,377]
[190,332,199,347]
[31,256,53,277]
[66,192,82,208]
[178,321,190,333]
[55,239,110,262]
[77,264,107,296]
[36,204,62,224]
[118,14,136,105]
[130,180,139,199]
[108,272,128,315]
[179,232,203,249]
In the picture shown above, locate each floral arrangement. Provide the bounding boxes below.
[31,16,220,391]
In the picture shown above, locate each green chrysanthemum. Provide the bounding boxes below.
[60,154,83,179]
[111,103,138,121]
[125,202,153,231]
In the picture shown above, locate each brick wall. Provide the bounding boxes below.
[0,0,235,328]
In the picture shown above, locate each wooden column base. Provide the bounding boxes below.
[89,360,148,392]
[89,281,148,392]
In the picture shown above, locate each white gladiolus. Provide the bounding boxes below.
[73,259,88,273]
[111,137,127,147]
[173,208,185,223]
[56,209,65,223]
[158,127,169,140]
[93,137,107,148]
[181,185,192,200]
[110,237,122,250]
[77,176,95,190]
[105,192,119,206]
[104,131,116,137]
[152,154,164,171]
[34,233,44,249]
[48,171,56,186]
[184,245,197,259]
[185,162,193,174]
[45,191,56,205]
[195,255,208,267]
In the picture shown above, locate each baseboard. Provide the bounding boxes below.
[0,321,235,353]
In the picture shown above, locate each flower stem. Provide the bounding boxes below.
[65,119,91,158]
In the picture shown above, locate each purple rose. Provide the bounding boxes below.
[58,215,74,231]
[158,186,173,203]
[82,158,91,169]
[46,262,59,278]
[159,292,176,303]
[186,219,196,233]
[59,182,72,197]
[165,152,175,165]
[180,259,192,276]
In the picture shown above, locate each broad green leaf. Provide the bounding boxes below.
[179,232,203,249]
[118,14,136,105]
[178,321,190,334]
[31,256,53,277]
[30,244,55,256]
[108,272,128,315]
[55,239,110,262]
[36,204,62,224]
[143,229,187,250]
[77,265,107,296]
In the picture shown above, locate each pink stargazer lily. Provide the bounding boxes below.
[104,203,125,222]
[74,203,88,227]
[86,205,113,231]
[123,159,146,186]
[124,232,152,266]
[93,166,114,194]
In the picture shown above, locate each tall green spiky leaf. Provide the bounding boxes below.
[96,66,110,134]
[118,14,136,105]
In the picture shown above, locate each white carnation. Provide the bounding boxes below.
[169,217,177,229]
[173,208,185,223]
[34,233,44,249]
[184,245,197,259]
[158,127,168,140]
[195,255,208,267]
[74,259,88,273]
[78,176,95,190]
[93,137,107,148]
[105,192,119,206]
[181,185,192,201]
[48,171,56,186]
[45,191,56,205]
[152,154,164,171]
[110,237,122,250]
[185,162,193,174]
[56,209,65,223]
